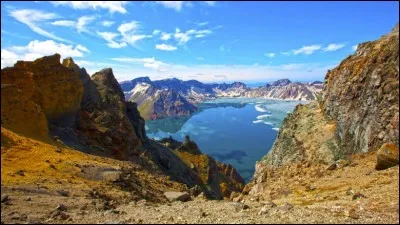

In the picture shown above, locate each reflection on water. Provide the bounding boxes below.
[146,98,302,182]
[146,115,191,134]
[209,150,248,164]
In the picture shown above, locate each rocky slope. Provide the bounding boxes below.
[1,144,398,224]
[323,23,399,154]
[1,54,245,208]
[127,82,198,120]
[244,23,399,208]
[159,135,245,199]
[260,101,341,167]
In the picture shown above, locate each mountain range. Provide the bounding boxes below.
[120,77,323,120]
[0,23,398,224]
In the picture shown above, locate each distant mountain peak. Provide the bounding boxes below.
[270,79,291,86]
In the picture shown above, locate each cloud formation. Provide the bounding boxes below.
[51,1,129,14]
[293,44,321,55]
[155,44,177,51]
[265,53,275,58]
[9,9,70,43]
[1,40,89,68]
[52,15,96,34]
[323,43,346,52]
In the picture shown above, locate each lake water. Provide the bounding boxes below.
[146,98,304,182]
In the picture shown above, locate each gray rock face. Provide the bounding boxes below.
[76,68,142,160]
[164,192,191,202]
[260,101,340,167]
[125,101,147,142]
[322,24,399,154]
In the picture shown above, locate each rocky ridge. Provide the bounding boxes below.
[1,54,245,205]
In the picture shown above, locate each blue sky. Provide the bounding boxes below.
[1,1,399,83]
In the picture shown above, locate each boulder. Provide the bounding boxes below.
[102,171,121,182]
[231,202,249,212]
[164,192,191,202]
[375,143,399,170]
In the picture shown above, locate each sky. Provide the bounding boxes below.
[1,1,399,83]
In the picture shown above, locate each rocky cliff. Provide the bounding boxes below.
[245,23,399,199]
[75,68,142,160]
[1,54,83,139]
[1,54,245,203]
[323,23,399,154]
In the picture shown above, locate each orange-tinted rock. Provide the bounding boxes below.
[375,143,399,170]
[171,137,245,199]
[1,54,83,139]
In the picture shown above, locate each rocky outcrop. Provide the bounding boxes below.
[375,143,399,170]
[1,54,83,139]
[76,68,142,160]
[161,136,245,199]
[261,101,341,167]
[245,23,399,198]
[323,23,399,154]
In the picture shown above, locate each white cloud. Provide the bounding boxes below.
[97,31,127,48]
[102,20,115,27]
[323,43,346,52]
[196,56,204,61]
[196,21,209,26]
[160,32,172,41]
[155,1,187,11]
[152,29,161,35]
[51,1,129,14]
[1,49,20,68]
[51,20,75,27]
[77,16,96,33]
[118,21,139,34]
[352,44,358,51]
[292,45,321,55]
[1,40,90,68]
[9,9,70,43]
[265,53,275,58]
[51,16,96,34]
[174,28,212,44]
[118,21,152,45]
[155,44,177,51]
[111,57,169,72]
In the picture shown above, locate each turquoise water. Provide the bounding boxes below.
[146,98,304,182]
